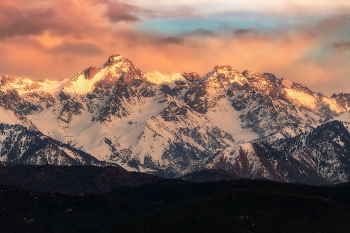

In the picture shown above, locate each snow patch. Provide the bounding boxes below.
[334,111,350,123]
[332,136,345,147]
[0,107,22,125]
[39,79,71,97]
[282,79,293,88]
[146,71,186,88]
[205,96,259,143]
[112,55,123,61]
[284,88,316,109]
[323,97,345,113]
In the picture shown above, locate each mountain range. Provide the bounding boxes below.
[0,54,349,184]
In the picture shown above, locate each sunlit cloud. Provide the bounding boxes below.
[0,0,349,96]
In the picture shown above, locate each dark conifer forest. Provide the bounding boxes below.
[1,179,350,233]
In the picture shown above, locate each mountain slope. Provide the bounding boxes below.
[271,116,350,183]
[193,113,350,184]
[0,123,108,167]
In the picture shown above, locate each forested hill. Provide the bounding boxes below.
[1,179,350,233]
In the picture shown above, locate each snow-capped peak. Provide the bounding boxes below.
[214,65,234,72]
[1,53,350,183]
[145,71,186,87]
[200,65,247,86]
[103,54,125,68]
[182,72,201,81]
[111,54,123,61]
[61,54,148,95]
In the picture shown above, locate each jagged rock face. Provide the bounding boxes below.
[262,73,277,82]
[84,66,100,80]
[0,54,349,182]
[332,93,350,111]
[98,54,150,87]
[0,56,239,175]
[182,72,200,81]
[60,55,149,97]
[181,66,348,139]
[183,83,209,114]
[199,142,328,185]
[104,98,236,177]
[0,88,22,110]
[0,89,56,116]
[58,99,85,125]
[0,76,59,116]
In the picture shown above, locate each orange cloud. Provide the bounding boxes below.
[0,0,348,96]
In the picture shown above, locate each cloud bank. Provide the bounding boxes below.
[0,0,349,95]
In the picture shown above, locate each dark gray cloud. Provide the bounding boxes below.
[158,36,184,45]
[313,15,350,34]
[0,5,58,39]
[233,28,257,36]
[332,41,350,50]
[185,28,216,37]
[104,1,143,23]
[0,1,104,40]
[52,42,103,56]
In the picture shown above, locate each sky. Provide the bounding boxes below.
[0,0,349,96]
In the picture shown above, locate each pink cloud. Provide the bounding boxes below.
[0,0,348,96]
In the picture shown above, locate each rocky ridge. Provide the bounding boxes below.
[0,54,349,183]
